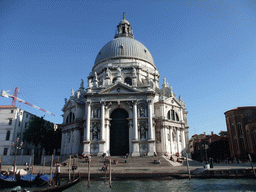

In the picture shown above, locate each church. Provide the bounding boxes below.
[61,15,189,157]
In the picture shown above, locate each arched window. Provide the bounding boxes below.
[176,113,179,121]
[167,111,171,119]
[124,77,132,85]
[171,110,175,120]
[6,131,10,141]
[66,112,75,124]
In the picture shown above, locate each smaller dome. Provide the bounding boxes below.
[119,19,130,25]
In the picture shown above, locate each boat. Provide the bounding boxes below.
[0,172,51,188]
[32,175,80,192]
[0,173,18,188]
[17,173,51,187]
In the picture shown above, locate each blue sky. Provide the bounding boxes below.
[1,0,256,138]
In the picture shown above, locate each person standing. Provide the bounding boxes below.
[55,161,61,186]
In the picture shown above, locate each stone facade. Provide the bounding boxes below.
[61,16,189,156]
[0,105,35,156]
[225,107,256,159]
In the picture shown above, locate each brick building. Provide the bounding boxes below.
[224,107,256,160]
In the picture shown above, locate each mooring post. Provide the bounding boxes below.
[42,156,45,175]
[72,157,75,181]
[88,160,90,187]
[13,155,17,180]
[186,153,191,180]
[248,154,256,178]
[0,156,1,172]
[30,154,34,181]
[50,154,54,184]
[69,155,71,181]
[109,159,112,188]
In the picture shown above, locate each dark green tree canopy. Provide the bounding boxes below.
[23,116,61,155]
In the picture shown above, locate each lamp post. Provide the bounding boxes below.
[11,137,23,180]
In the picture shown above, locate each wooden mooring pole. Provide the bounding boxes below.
[109,159,112,188]
[248,154,256,178]
[186,153,191,180]
[30,154,34,181]
[72,157,75,181]
[42,156,45,175]
[49,154,54,184]
[69,155,71,181]
[0,156,2,173]
[88,160,90,187]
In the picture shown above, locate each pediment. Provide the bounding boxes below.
[62,99,77,111]
[99,82,140,94]
[164,97,182,107]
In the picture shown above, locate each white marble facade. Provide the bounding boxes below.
[61,16,189,157]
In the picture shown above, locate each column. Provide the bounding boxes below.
[85,101,91,141]
[101,102,105,141]
[170,127,173,155]
[97,102,106,156]
[83,101,91,155]
[182,129,186,149]
[176,128,180,155]
[147,99,155,156]
[133,101,138,140]
[147,100,153,140]
[132,100,140,156]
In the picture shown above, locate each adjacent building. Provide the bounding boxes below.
[225,107,256,160]
[61,16,189,157]
[189,131,228,162]
[0,105,35,156]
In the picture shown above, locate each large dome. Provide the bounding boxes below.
[94,37,155,67]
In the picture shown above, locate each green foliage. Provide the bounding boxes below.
[23,116,60,154]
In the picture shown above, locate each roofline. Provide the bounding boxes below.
[224,106,256,114]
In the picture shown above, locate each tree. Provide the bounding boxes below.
[23,116,61,162]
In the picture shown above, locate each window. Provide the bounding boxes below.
[124,77,132,85]
[6,131,10,140]
[66,112,75,124]
[167,111,170,119]
[171,110,175,120]
[9,119,12,125]
[26,114,28,118]
[18,121,21,127]
[237,123,243,137]
[113,77,117,84]
[3,148,8,155]
[239,138,245,151]
[11,110,14,113]
[25,122,28,128]
[176,113,179,121]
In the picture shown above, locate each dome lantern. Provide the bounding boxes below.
[114,13,134,39]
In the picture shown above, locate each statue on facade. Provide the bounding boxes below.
[80,79,84,88]
[88,78,92,88]
[163,77,166,85]
[179,95,181,101]
[140,126,146,139]
[92,127,98,140]
[132,67,136,76]
[65,98,67,103]
[94,72,98,80]
[71,89,74,96]
[106,68,110,77]
[117,67,121,76]
[93,108,98,118]
[139,106,146,117]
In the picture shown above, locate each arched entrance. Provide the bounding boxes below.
[110,109,129,156]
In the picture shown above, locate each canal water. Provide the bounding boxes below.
[61,179,256,192]
[2,178,256,191]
